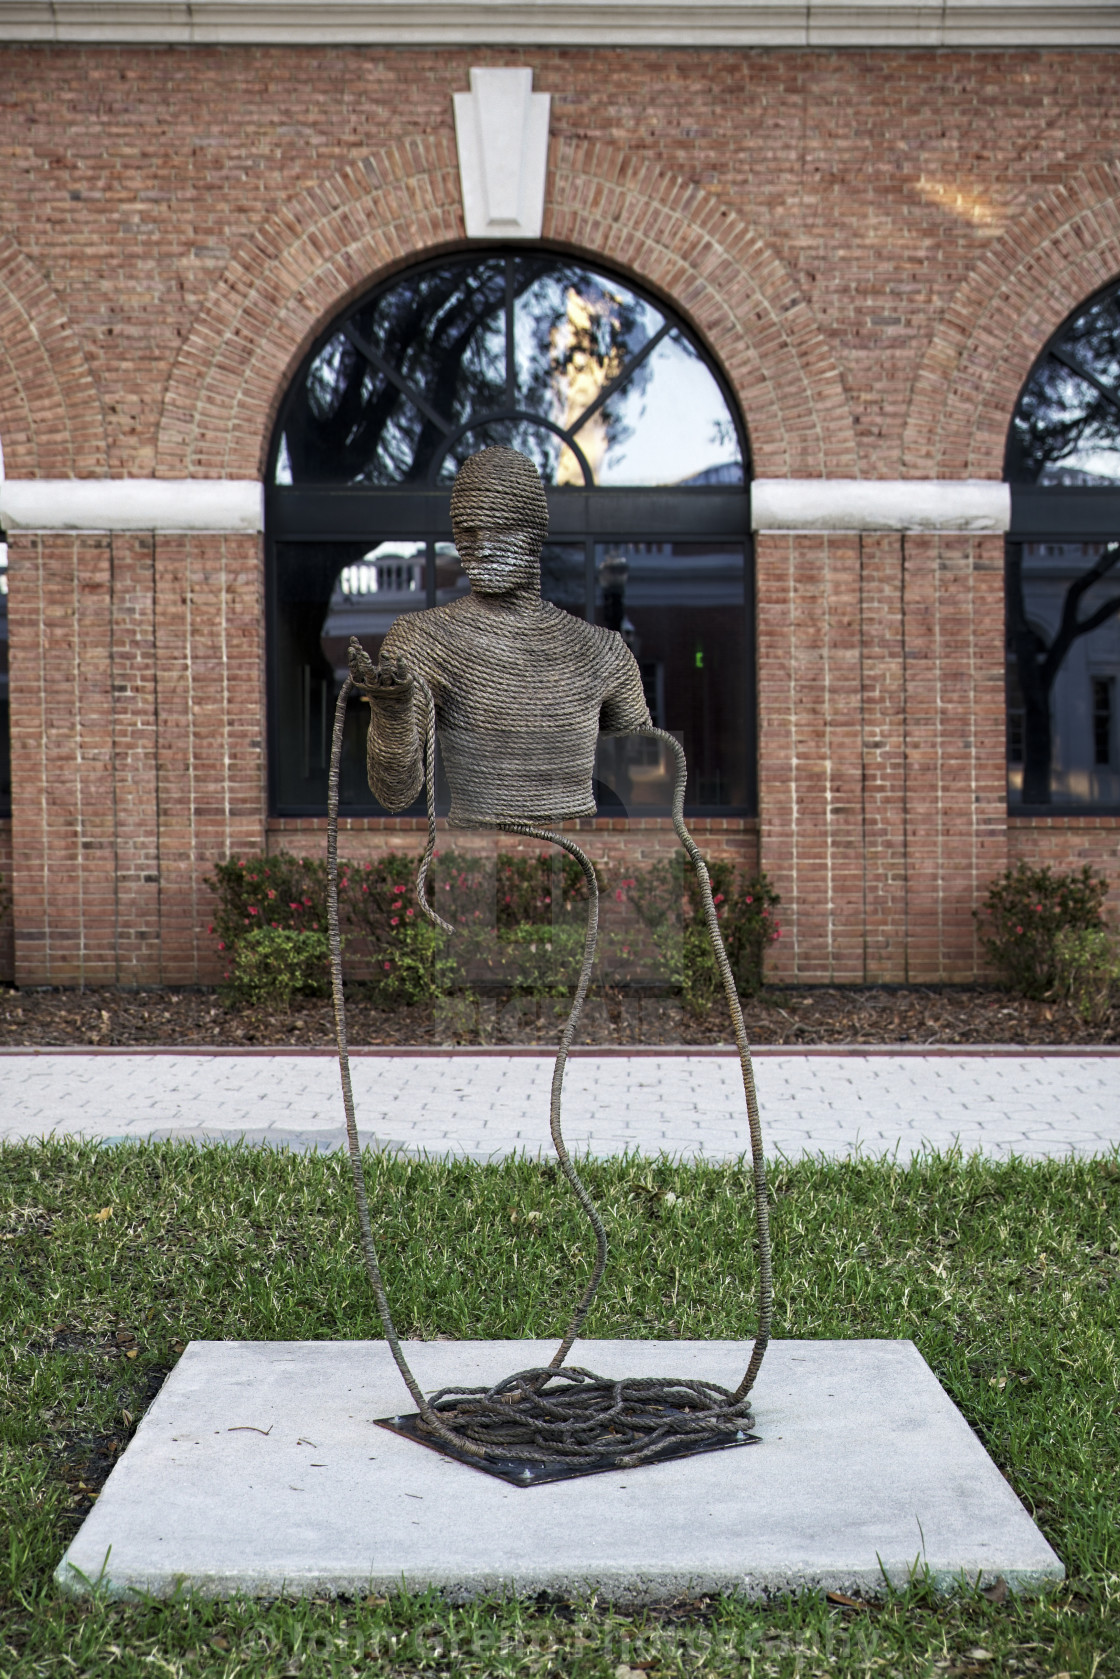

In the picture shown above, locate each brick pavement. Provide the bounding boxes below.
[1,1049,1115,1162]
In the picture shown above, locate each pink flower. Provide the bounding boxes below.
[362,884,368,894]
[392,884,406,894]
[248,906,259,916]
[218,940,226,951]
[303,897,312,908]
[390,916,399,926]
[713,893,725,905]
[208,924,214,934]
[615,889,624,902]
[383,961,392,971]
[745,894,753,904]
[290,902,300,911]
[1016,924,1023,933]
[267,889,276,900]
[406,908,414,919]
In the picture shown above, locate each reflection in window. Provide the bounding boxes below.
[1006,276,1120,809]
[273,252,743,490]
[592,542,748,811]
[1006,543,1120,809]
[267,252,752,817]
[1007,277,1120,486]
[1093,676,1115,767]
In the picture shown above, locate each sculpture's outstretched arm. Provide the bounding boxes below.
[347,636,424,811]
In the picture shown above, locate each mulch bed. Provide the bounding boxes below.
[2,983,1116,1047]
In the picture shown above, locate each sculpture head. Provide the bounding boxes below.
[450,445,548,596]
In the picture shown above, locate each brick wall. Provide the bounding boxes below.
[0,820,12,982]
[757,532,1007,983]
[8,533,264,985]
[1,44,1118,983]
[266,817,760,878]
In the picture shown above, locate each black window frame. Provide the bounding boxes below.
[1005,273,1120,817]
[265,247,756,821]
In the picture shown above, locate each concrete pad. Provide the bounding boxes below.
[56,1339,1063,1602]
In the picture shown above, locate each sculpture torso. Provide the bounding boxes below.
[373,593,651,825]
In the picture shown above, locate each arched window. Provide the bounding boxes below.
[266,251,753,817]
[1006,278,1120,810]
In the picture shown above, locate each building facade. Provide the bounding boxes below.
[1,3,1118,988]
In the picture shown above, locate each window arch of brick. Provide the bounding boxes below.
[155,133,856,484]
[903,162,1120,481]
[0,236,106,479]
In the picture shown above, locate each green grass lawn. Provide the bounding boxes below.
[2,1139,1118,1678]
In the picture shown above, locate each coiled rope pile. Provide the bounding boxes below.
[327,671,772,1474]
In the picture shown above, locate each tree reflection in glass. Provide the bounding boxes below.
[1007,279,1120,808]
[274,254,742,490]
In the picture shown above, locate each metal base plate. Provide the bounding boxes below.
[374,1410,761,1486]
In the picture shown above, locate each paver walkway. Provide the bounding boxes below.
[1,1048,1115,1160]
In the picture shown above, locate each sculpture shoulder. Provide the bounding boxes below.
[380,603,461,659]
[538,601,629,662]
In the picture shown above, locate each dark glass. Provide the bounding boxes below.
[267,251,753,817]
[1092,677,1114,767]
[270,539,431,814]
[0,539,9,817]
[592,540,748,812]
[1005,279,1120,811]
[1006,540,1120,810]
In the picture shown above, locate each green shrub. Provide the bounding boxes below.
[207,848,779,1010]
[206,854,327,956]
[1050,925,1120,1024]
[977,862,1111,1000]
[623,856,781,1009]
[222,926,330,1008]
[372,917,459,1008]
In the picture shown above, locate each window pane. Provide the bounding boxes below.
[1007,540,1120,808]
[539,543,587,618]
[274,254,745,491]
[435,420,566,486]
[573,331,744,487]
[271,540,430,813]
[591,539,748,811]
[1008,284,1120,484]
[513,262,662,409]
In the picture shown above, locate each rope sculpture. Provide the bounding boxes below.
[328,445,772,1478]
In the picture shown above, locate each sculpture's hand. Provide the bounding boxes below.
[348,636,413,708]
